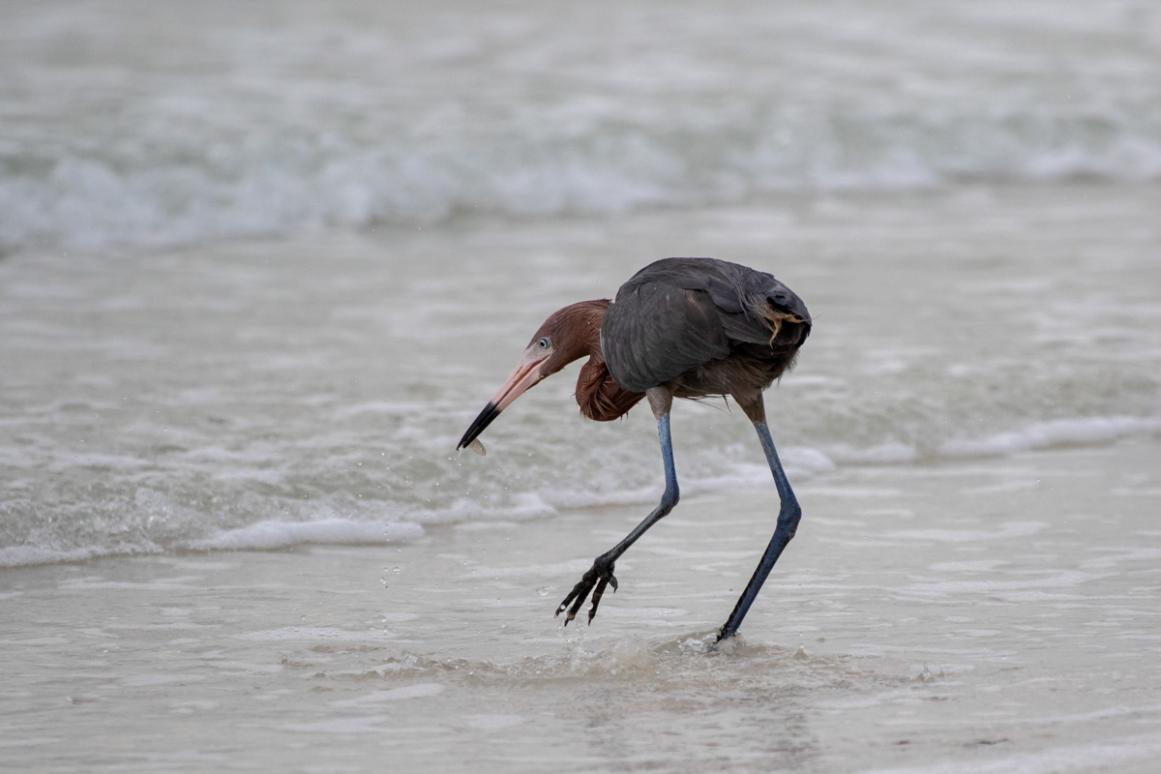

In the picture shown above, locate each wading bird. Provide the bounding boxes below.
[457,257,811,641]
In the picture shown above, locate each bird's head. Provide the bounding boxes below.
[457,300,608,451]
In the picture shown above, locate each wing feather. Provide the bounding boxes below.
[601,257,808,391]
[602,282,728,391]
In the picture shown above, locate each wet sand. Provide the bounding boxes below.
[3,438,1160,772]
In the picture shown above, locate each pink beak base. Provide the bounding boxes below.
[457,355,547,450]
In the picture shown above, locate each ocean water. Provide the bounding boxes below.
[3,185,1160,567]
[2,1,1161,568]
[4,2,1161,771]
[3,442,1160,771]
[2,0,1161,254]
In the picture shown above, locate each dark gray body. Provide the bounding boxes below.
[601,257,812,396]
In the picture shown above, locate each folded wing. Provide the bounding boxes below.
[601,257,805,392]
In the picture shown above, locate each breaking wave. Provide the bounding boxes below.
[4,112,1161,255]
[2,416,1157,569]
[3,1,1160,254]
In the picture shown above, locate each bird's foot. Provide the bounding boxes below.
[555,557,617,626]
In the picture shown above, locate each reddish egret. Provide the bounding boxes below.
[458,257,811,640]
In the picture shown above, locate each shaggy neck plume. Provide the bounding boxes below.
[542,300,645,422]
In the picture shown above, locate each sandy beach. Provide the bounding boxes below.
[4,438,1160,772]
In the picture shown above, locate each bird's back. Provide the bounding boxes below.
[601,257,811,395]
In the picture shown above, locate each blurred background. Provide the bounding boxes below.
[2,0,1160,565]
[3,1,1160,253]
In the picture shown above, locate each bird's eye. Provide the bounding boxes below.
[537,337,550,349]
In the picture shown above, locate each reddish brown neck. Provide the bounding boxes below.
[571,303,644,421]
[535,299,644,421]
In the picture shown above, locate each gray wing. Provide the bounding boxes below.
[601,278,730,392]
[601,257,807,391]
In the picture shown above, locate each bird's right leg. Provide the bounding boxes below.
[556,388,679,626]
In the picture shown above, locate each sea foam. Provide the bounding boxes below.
[185,519,425,552]
[3,414,1160,570]
[940,417,1161,459]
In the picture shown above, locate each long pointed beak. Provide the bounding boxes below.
[457,353,548,450]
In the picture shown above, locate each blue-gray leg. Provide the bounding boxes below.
[717,420,801,641]
[556,411,680,625]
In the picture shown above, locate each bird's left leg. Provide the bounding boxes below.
[717,392,802,641]
[556,388,679,626]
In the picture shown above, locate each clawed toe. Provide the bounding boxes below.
[555,560,617,626]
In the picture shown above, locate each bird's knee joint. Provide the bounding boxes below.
[660,487,680,515]
[779,503,802,538]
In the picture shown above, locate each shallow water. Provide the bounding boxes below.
[2,185,1160,566]
[3,2,1161,771]
[3,441,1160,772]
[3,0,1161,566]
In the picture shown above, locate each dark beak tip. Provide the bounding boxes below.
[458,401,501,451]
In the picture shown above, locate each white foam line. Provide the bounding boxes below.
[2,416,1157,570]
[940,416,1161,459]
[0,519,428,568]
[184,519,425,551]
[0,545,150,569]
